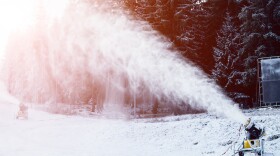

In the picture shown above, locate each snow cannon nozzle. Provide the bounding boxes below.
[243,118,265,140]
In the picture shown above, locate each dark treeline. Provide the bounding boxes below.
[123,0,280,108]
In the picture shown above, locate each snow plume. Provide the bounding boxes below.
[0,1,246,123]
[0,81,19,105]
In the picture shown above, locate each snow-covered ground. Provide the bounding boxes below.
[0,102,279,156]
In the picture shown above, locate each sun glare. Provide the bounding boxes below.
[0,0,36,64]
[0,0,69,64]
[0,0,36,31]
[42,0,69,19]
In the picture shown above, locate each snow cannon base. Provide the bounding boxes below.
[16,103,29,120]
[234,139,265,156]
[16,110,28,120]
[243,139,260,149]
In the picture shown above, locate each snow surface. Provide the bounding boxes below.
[1,102,280,156]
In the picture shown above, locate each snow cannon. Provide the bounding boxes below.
[244,118,265,140]
[234,118,266,156]
[16,102,28,120]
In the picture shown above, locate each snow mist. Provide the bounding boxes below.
[1,1,246,123]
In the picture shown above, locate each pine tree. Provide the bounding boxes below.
[237,0,280,105]
[173,0,227,73]
[154,0,174,38]
[265,0,280,56]
[212,10,246,101]
[135,0,157,24]
[133,0,174,39]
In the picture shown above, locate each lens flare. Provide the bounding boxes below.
[0,0,34,62]
[0,0,69,63]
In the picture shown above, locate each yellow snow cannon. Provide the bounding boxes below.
[234,118,266,156]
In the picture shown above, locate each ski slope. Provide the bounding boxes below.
[0,101,280,156]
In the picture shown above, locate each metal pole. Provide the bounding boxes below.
[133,82,136,118]
[257,58,260,107]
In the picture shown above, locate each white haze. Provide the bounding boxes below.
[0,1,247,123]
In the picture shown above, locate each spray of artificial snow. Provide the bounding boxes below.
[1,1,247,123]
[0,81,19,106]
